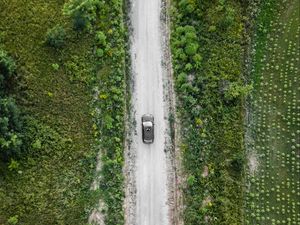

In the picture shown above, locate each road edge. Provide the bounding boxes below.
[161,0,184,224]
[123,0,138,224]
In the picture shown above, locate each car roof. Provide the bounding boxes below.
[143,120,154,142]
[142,114,154,122]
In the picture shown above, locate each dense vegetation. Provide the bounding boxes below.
[86,0,127,224]
[171,0,299,224]
[1,0,298,224]
[0,0,126,224]
[170,0,250,224]
[245,0,300,224]
[0,50,22,159]
[0,0,96,224]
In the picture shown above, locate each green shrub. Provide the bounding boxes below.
[224,7,235,27]
[73,11,89,31]
[225,82,252,100]
[192,54,202,68]
[0,50,16,93]
[230,154,244,173]
[7,215,18,225]
[31,139,42,149]
[96,48,104,57]
[172,25,199,61]
[51,63,59,71]
[96,31,107,46]
[178,0,195,14]
[45,25,66,48]
[208,25,217,32]
[8,158,19,171]
[0,97,22,156]
[185,43,199,56]
[63,0,101,31]
[187,175,196,186]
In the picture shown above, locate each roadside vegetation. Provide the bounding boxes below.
[170,0,250,224]
[245,0,300,224]
[171,0,299,224]
[87,0,127,224]
[0,0,126,224]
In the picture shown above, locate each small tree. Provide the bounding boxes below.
[45,25,66,48]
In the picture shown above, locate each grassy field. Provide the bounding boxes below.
[245,0,300,224]
[0,0,127,224]
[0,1,99,224]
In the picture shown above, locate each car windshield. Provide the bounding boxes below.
[143,121,152,127]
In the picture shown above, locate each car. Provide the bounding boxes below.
[141,114,154,143]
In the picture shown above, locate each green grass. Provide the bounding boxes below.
[0,1,99,224]
[0,0,128,224]
[245,0,300,224]
[170,0,248,224]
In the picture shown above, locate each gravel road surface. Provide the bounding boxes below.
[127,0,170,224]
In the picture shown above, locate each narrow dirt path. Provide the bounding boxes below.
[125,0,172,224]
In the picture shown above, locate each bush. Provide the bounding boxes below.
[178,0,195,14]
[187,175,196,186]
[185,43,199,56]
[0,97,22,156]
[45,25,66,48]
[224,7,235,27]
[96,48,104,57]
[172,25,199,62]
[96,31,107,46]
[51,63,59,71]
[73,11,89,31]
[8,158,19,171]
[193,54,202,68]
[7,215,18,225]
[63,0,101,31]
[225,82,253,100]
[0,50,16,93]
[230,154,244,173]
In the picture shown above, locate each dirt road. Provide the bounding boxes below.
[126,0,170,224]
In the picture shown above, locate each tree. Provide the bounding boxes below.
[95,31,107,46]
[45,25,66,48]
[63,0,101,31]
[185,43,199,56]
[0,50,16,93]
[178,0,195,14]
[230,154,244,173]
[0,97,22,157]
